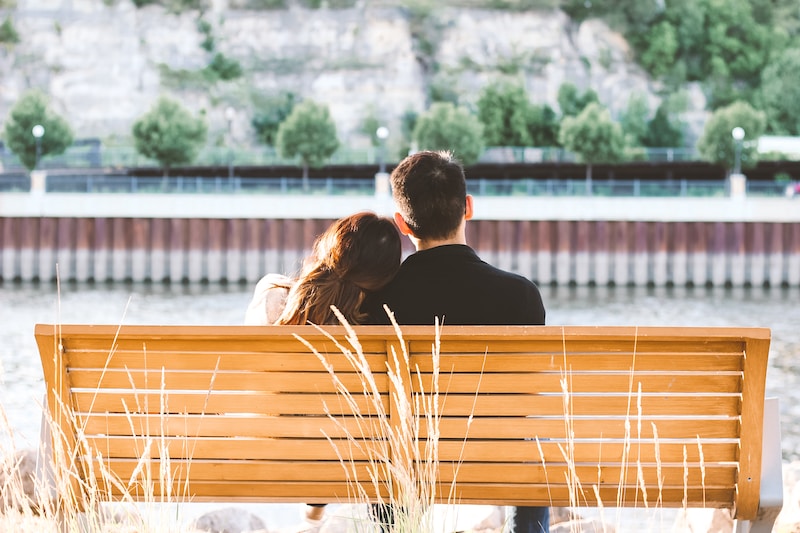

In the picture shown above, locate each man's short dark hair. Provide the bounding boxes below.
[390,151,467,241]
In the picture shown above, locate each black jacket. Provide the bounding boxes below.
[364,244,545,326]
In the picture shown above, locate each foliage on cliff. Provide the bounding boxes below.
[573,0,800,117]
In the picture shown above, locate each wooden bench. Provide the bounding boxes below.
[35,324,782,531]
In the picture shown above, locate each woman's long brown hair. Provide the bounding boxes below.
[277,212,401,325]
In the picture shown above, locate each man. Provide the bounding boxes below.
[363,150,548,532]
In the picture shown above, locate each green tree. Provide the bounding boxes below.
[251,91,296,146]
[132,97,207,175]
[476,82,532,147]
[412,102,485,166]
[697,101,766,171]
[526,103,560,147]
[276,100,340,186]
[759,47,800,135]
[557,82,599,118]
[620,93,650,147]
[3,91,73,172]
[558,102,625,191]
[644,101,684,147]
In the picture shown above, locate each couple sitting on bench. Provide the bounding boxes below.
[245,150,549,533]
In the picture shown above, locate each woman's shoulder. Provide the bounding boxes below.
[244,273,294,325]
[256,273,293,290]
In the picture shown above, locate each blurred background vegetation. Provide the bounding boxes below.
[1,0,799,176]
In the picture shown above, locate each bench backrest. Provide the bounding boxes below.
[35,324,771,519]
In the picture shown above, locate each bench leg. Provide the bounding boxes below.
[734,397,784,533]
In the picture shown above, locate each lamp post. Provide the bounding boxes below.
[732,126,745,176]
[225,106,235,181]
[376,126,389,175]
[374,126,390,200]
[32,124,45,170]
[730,127,746,199]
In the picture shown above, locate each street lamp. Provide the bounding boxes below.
[376,126,389,175]
[225,106,235,181]
[731,126,745,175]
[32,124,45,170]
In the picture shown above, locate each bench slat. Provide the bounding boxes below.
[435,440,739,463]
[84,436,740,464]
[443,485,735,508]
[428,353,745,372]
[78,413,382,439]
[72,391,389,415]
[68,369,741,394]
[420,339,749,354]
[69,369,387,392]
[77,413,741,440]
[88,479,736,508]
[85,436,374,461]
[95,481,387,503]
[96,459,737,487]
[65,351,387,372]
[431,394,741,417]
[418,372,742,393]
[434,417,741,440]
[71,390,740,417]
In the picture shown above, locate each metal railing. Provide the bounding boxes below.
[0,142,701,171]
[2,174,792,197]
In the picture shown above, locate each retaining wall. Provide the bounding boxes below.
[2,216,799,287]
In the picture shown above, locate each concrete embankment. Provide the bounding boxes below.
[1,192,798,286]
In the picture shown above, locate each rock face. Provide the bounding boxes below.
[0,0,694,148]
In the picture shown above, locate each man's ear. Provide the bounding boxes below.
[394,212,414,236]
[465,194,474,221]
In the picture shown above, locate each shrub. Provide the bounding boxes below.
[206,53,243,81]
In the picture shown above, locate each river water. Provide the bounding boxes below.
[1,281,798,461]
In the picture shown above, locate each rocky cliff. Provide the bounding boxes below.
[0,0,707,149]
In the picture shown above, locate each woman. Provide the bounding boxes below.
[245,211,402,327]
[244,211,402,530]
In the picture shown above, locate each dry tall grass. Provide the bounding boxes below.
[0,373,194,531]
[295,307,461,533]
